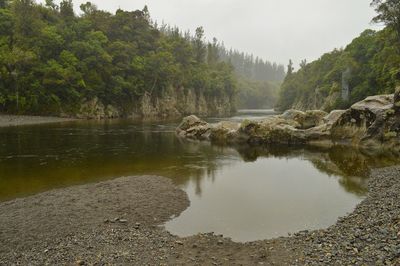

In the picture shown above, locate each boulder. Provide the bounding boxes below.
[303,110,328,129]
[329,94,400,149]
[239,117,306,145]
[210,121,240,143]
[323,110,346,126]
[177,115,207,131]
[176,115,211,139]
[351,94,394,115]
[176,92,400,152]
[280,109,327,129]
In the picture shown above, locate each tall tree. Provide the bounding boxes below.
[193,26,206,64]
[287,59,294,76]
[371,0,400,37]
[59,0,74,21]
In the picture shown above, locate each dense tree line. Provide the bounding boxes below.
[235,79,280,109]
[217,43,285,109]
[276,0,400,111]
[0,1,237,115]
[160,24,286,109]
[218,47,285,82]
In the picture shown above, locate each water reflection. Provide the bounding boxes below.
[0,119,399,241]
[0,120,398,201]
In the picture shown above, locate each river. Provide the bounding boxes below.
[0,110,397,242]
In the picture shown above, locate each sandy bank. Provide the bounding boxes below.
[0,115,76,128]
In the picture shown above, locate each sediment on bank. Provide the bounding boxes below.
[0,115,76,128]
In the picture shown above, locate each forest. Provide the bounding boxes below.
[276,0,400,111]
[0,0,284,116]
[219,47,285,109]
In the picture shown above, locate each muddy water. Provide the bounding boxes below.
[0,111,398,242]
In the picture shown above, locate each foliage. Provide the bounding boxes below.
[0,1,238,115]
[277,28,400,111]
[218,46,285,82]
[371,0,400,37]
[159,25,286,109]
[236,79,280,109]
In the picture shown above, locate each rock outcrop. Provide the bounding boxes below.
[133,87,233,120]
[76,87,234,120]
[177,90,400,152]
[176,115,240,142]
[77,97,120,119]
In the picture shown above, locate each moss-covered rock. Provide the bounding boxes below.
[177,91,400,153]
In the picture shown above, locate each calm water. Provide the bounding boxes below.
[0,110,398,242]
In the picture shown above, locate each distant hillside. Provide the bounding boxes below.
[218,47,285,82]
[277,28,400,112]
[216,45,285,109]
[277,0,400,112]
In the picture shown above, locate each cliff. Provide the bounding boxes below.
[77,87,235,120]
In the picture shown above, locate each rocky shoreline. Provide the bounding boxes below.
[0,115,76,128]
[177,88,400,154]
[0,167,399,265]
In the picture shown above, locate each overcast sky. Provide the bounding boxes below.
[48,0,380,67]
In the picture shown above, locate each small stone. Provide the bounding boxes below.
[119,219,128,224]
[217,240,223,245]
[75,260,85,266]
[175,241,184,245]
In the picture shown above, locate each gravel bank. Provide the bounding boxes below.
[0,115,75,127]
[289,166,400,265]
[0,168,399,265]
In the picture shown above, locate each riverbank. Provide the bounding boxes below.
[0,115,76,128]
[177,90,400,154]
[0,167,399,265]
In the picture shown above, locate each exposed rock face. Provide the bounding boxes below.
[280,109,327,129]
[330,94,396,146]
[134,87,234,120]
[177,92,400,152]
[77,87,233,120]
[176,115,240,142]
[78,97,120,119]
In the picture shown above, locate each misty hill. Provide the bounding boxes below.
[219,46,285,109]
[160,26,286,109]
[219,47,285,82]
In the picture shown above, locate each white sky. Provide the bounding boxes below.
[44,0,381,67]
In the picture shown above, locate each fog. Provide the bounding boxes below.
[46,0,381,67]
